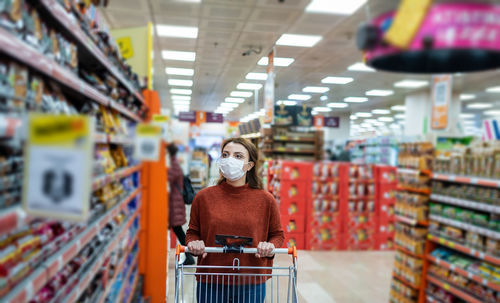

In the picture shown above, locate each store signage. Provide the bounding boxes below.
[431,75,452,130]
[152,114,170,141]
[206,112,223,123]
[324,117,340,128]
[116,36,134,59]
[314,116,324,128]
[178,111,196,122]
[482,119,500,141]
[23,114,93,222]
[264,50,275,124]
[135,123,162,161]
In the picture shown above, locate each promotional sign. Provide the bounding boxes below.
[152,114,170,141]
[264,50,275,124]
[295,104,313,127]
[324,116,340,128]
[483,119,500,141]
[23,114,93,222]
[314,116,324,128]
[195,111,206,126]
[178,111,196,122]
[431,75,452,130]
[274,104,295,126]
[135,123,162,161]
[206,112,223,123]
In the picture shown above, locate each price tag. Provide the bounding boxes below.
[482,279,488,285]
[439,238,445,244]
[443,283,450,291]
[449,264,456,271]
[448,242,454,248]
[435,258,440,265]
[470,249,477,256]
[448,175,456,181]
[470,177,478,184]
[478,252,485,259]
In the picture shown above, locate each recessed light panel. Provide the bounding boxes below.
[394,80,429,88]
[466,103,493,109]
[321,76,354,84]
[348,62,375,72]
[168,79,193,87]
[162,50,196,61]
[303,86,330,93]
[170,89,192,95]
[246,73,268,80]
[344,97,368,103]
[459,94,476,101]
[237,83,263,90]
[156,25,198,38]
[305,0,367,15]
[366,90,394,96]
[276,34,322,47]
[258,57,295,67]
[327,102,349,108]
[313,107,332,112]
[230,91,253,98]
[372,109,391,114]
[225,97,245,104]
[166,67,194,76]
[391,105,406,111]
[288,94,311,101]
[172,95,191,101]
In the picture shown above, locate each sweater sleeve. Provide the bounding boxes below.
[185,194,201,244]
[267,196,285,248]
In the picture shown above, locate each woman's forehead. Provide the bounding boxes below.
[223,142,248,155]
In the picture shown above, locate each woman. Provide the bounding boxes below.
[186,138,284,303]
[167,143,195,265]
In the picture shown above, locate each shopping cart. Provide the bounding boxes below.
[174,235,298,303]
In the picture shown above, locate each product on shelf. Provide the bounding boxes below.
[432,181,500,207]
[398,142,434,171]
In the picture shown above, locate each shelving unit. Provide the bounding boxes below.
[261,125,323,161]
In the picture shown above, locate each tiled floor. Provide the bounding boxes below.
[167,250,395,303]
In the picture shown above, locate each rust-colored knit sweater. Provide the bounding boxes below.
[186,181,284,283]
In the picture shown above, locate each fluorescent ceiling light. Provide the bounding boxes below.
[172,95,191,101]
[390,124,401,129]
[372,121,385,126]
[350,115,357,120]
[344,97,368,103]
[303,86,329,93]
[356,112,372,118]
[321,76,354,84]
[173,100,190,105]
[372,109,391,114]
[460,94,476,101]
[348,62,375,72]
[258,57,295,67]
[327,102,348,108]
[394,114,406,119]
[391,105,406,111]
[220,102,239,108]
[462,120,476,125]
[466,103,493,109]
[394,80,429,88]
[460,113,475,119]
[288,94,311,101]
[174,106,189,110]
[168,79,193,87]
[277,100,297,106]
[320,96,328,101]
[313,107,332,112]
[170,88,192,95]
[276,34,322,47]
[156,25,198,38]
[486,86,500,93]
[311,111,319,116]
[246,73,268,80]
[162,50,196,61]
[366,90,394,96]
[361,123,372,127]
[225,97,245,104]
[165,67,194,76]
[379,117,394,122]
[365,119,377,123]
[484,110,500,116]
[230,91,253,98]
[237,83,263,90]
[305,0,367,15]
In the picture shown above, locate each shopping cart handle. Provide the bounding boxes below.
[177,244,297,258]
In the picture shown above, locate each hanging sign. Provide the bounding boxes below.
[324,117,340,128]
[23,114,93,222]
[178,111,196,122]
[313,116,324,128]
[195,111,206,126]
[206,112,223,123]
[152,114,170,141]
[135,123,162,161]
[264,50,275,124]
[431,75,452,130]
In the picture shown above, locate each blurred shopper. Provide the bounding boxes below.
[338,142,351,162]
[167,143,195,265]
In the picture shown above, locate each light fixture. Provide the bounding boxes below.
[258,57,295,67]
[466,103,493,109]
[366,90,394,96]
[350,115,357,120]
[484,109,500,116]
[302,86,330,93]
[327,102,348,108]
[312,107,332,112]
[225,97,245,103]
[348,62,375,72]
[365,119,378,123]
[246,73,268,80]
[288,94,311,101]
[220,102,239,108]
[459,94,476,101]
[378,117,394,122]
[394,80,429,88]
[356,112,372,118]
[391,105,406,111]
[462,120,476,125]
[320,96,328,101]
[173,100,190,105]
[277,100,297,106]
[276,34,322,47]
[486,86,500,93]
[156,25,198,38]
[459,113,475,119]
[394,114,406,119]
[361,123,372,127]
[237,83,263,90]
[372,109,391,114]
[372,121,385,126]
[390,124,401,129]
[168,79,193,87]
[311,111,319,116]
[166,67,194,76]
[230,91,253,98]
[305,0,367,15]
[162,50,196,62]
[170,88,192,95]
[344,97,368,103]
[171,95,191,101]
[321,76,354,84]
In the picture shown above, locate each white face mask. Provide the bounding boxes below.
[218,157,249,181]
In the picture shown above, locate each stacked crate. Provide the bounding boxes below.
[375,166,398,250]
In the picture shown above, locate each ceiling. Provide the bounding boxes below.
[100,0,500,132]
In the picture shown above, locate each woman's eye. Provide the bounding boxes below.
[236,154,242,159]
[222,153,228,158]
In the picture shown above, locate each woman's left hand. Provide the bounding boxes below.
[256,242,275,258]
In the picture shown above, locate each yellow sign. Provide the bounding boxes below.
[153,114,170,123]
[116,36,134,59]
[29,114,90,145]
[137,123,162,136]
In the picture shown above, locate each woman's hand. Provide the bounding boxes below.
[256,242,275,258]
[187,240,207,259]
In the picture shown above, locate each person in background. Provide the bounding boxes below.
[186,137,284,303]
[167,143,195,265]
[338,142,351,162]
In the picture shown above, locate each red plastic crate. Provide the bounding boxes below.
[374,165,398,184]
[283,232,305,249]
[280,161,313,181]
[307,232,345,250]
[281,215,305,233]
[279,199,306,216]
[279,180,309,202]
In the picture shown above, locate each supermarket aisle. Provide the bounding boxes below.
[167,250,395,303]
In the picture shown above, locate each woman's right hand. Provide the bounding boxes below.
[187,240,207,259]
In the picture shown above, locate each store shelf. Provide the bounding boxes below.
[273,135,315,142]
[395,244,424,258]
[432,173,500,188]
[0,206,31,236]
[108,134,134,145]
[397,168,432,176]
[426,275,483,303]
[118,256,139,302]
[394,214,429,226]
[392,273,420,289]
[110,100,141,122]
[427,234,500,266]
[2,189,140,303]
[430,194,500,214]
[64,211,139,303]
[0,116,22,139]
[95,132,108,144]
[92,165,141,191]
[426,255,500,292]
[426,294,442,303]
[429,214,500,240]
[273,148,316,154]
[38,0,144,105]
[396,186,431,195]
[126,273,140,303]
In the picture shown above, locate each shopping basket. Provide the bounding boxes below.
[174,236,298,303]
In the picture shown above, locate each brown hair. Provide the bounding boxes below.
[217,137,263,190]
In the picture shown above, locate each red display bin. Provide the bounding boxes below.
[283,232,305,249]
[307,232,345,250]
[374,165,397,184]
[279,180,309,202]
[281,215,305,233]
[280,161,313,181]
[279,199,306,216]
[377,183,397,205]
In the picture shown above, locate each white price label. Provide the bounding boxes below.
[450,264,456,271]
[470,178,479,184]
[482,279,488,285]
[449,175,456,181]
[467,272,473,279]
[479,252,485,259]
[435,258,440,265]
[470,249,477,256]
